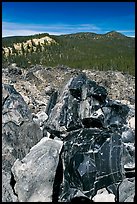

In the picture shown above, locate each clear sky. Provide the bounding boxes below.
[2,2,135,37]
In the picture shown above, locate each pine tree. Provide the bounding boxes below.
[21,43,25,55]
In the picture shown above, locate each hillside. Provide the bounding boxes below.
[2,31,135,76]
[2,32,135,203]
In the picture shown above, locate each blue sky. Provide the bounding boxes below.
[2,2,135,37]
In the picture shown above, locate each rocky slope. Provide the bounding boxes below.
[2,65,135,202]
[2,64,135,111]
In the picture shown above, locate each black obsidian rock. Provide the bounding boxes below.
[45,90,58,116]
[45,74,130,134]
[59,128,123,201]
[43,74,134,202]
[3,73,134,202]
[69,73,87,100]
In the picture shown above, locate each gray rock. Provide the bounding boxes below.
[32,111,48,127]
[2,170,18,202]
[2,84,43,165]
[2,84,43,201]
[118,178,135,202]
[122,128,135,143]
[2,83,31,124]
[11,137,63,202]
[2,71,135,202]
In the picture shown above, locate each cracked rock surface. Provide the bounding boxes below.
[2,66,135,202]
[11,137,63,202]
[2,84,43,202]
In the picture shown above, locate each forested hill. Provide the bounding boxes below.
[2,31,135,76]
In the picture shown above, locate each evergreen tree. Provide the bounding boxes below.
[21,43,25,55]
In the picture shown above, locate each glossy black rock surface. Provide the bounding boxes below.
[44,74,134,202]
[59,128,123,201]
[2,73,135,202]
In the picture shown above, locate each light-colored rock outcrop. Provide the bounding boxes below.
[11,137,63,202]
[2,35,57,56]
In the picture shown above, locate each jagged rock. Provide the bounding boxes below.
[45,90,58,116]
[44,77,75,133]
[2,84,43,202]
[2,70,135,202]
[69,73,87,99]
[45,74,129,135]
[2,83,31,124]
[11,137,63,202]
[2,66,135,113]
[59,128,123,201]
[118,178,135,202]
[43,74,134,202]
[2,84,43,164]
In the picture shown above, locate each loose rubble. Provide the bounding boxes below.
[2,65,135,202]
